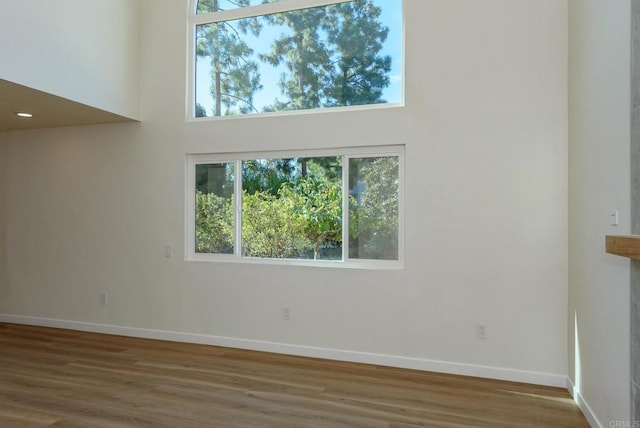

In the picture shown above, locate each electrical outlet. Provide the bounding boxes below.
[282,307,292,321]
[475,322,487,340]
[100,292,108,306]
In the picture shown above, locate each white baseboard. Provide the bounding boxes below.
[0,313,567,389]
[566,377,602,428]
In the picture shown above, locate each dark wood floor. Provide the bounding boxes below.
[0,322,588,427]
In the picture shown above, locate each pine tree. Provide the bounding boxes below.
[196,0,263,116]
[261,0,391,111]
[324,0,391,106]
[260,6,331,111]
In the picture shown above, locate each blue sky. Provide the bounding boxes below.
[195,0,403,116]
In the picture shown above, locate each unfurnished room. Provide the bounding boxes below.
[0,0,637,426]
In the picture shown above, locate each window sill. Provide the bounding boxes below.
[186,254,404,270]
[185,102,405,124]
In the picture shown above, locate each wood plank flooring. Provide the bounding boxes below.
[0,323,588,427]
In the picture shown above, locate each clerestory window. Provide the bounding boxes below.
[186,146,404,268]
[189,0,403,118]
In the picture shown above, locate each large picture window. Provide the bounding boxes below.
[189,0,403,118]
[186,146,404,268]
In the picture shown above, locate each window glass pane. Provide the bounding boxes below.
[196,0,283,14]
[195,0,402,117]
[349,156,399,260]
[241,157,342,260]
[195,163,235,254]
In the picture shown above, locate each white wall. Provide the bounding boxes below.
[0,0,140,119]
[0,0,569,386]
[0,142,6,304]
[568,0,632,425]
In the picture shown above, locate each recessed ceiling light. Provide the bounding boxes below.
[15,112,33,118]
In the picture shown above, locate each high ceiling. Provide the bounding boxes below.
[0,79,136,132]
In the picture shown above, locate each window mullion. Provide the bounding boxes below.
[187,159,197,259]
[342,155,349,262]
[235,159,243,258]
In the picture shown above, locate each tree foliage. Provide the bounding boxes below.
[241,190,309,258]
[349,156,399,260]
[196,0,263,116]
[193,1,398,259]
[279,177,342,259]
[260,5,332,111]
[324,0,391,106]
[261,0,391,111]
[242,158,297,196]
[195,191,234,253]
[195,155,399,261]
[196,0,393,115]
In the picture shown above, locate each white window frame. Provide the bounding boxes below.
[185,145,405,269]
[186,0,404,121]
